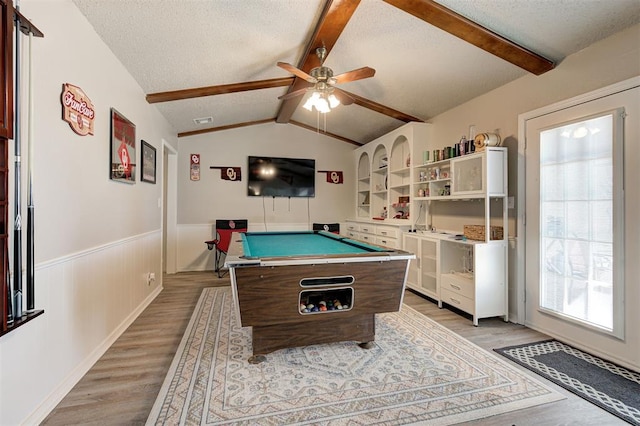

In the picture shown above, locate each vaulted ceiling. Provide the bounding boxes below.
[73,0,640,145]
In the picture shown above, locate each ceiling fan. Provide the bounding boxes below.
[277,46,375,113]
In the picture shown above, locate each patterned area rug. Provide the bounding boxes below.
[495,340,640,425]
[147,287,563,425]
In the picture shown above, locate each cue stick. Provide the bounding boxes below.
[12,3,23,319]
[26,31,34,311]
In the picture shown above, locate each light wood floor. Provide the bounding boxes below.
[42,272,625,425]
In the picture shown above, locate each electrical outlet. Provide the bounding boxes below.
[508,196,515,209]
[146,272,156,286]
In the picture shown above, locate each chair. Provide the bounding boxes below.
[313,223,340,234]
[205,219,248,277]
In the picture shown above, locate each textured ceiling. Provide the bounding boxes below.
[72,0,640,145]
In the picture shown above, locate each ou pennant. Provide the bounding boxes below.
[318,170,344,184]
[61,83,95,136]
[210,166,241,181]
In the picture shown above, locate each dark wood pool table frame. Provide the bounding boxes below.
[225,232,414,363]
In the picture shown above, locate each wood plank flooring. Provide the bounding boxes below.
[41,272,625,425]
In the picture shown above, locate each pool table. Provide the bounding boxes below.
[225,231,414,363]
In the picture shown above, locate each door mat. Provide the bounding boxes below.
[495,339,640,425]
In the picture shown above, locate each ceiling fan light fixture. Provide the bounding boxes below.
[316,96,330,113]
[303,91,320,111]
[328,93,340,109]
[303,88,340,113]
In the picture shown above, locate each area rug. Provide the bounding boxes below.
[147,287,563,425]
[495,340,640,425]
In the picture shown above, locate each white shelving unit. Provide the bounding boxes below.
[356,152,370,219]
[351,124,508,325]
[349,122,431,248]
[403,147,509,325]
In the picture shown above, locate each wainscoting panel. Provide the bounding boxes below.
[0,231,162,426]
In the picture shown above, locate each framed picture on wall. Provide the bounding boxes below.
[141,140,156,184]
[110,108,136,183]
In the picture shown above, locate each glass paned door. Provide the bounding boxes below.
[524,84,640,360]
[539,114,615,331]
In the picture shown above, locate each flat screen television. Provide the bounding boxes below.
[247,156,315,197]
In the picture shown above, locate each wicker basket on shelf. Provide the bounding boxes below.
[463,225,504,241]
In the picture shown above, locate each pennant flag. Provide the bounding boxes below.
[210,166,241,181]
[318,170,344,184]
[191,154,200,181]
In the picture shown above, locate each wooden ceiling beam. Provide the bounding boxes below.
[383,0,554,75]
[146,77,294,104]
[177,118,275,138]
[340,90,424,122]
[289,120,362,146]
[276,0,362,123]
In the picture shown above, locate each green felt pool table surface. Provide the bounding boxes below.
[240,231,389,258]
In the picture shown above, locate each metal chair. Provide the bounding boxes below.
[205,219,248,277]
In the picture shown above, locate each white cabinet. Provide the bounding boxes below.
[375,224,402,248]
[345,220,408,249]
[439,239,507,325]
[344,222,361,241]
[451,148,506,196]
[403,232,508,325]
[403,233,440,301]
[420,238,439,298]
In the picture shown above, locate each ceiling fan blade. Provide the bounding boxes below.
[383,0,554,75]
[332,88,354,105]
[277,62,317,83]
[333,67,376,84]
[278,87,309,101]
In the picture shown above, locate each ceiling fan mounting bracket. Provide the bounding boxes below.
[310,66,335,84]
[315,46,328,64]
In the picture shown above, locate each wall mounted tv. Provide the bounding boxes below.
[247,156,316,197]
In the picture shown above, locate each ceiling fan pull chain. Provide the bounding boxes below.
[324,112,327,133]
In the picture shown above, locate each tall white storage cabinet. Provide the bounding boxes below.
[347,122,432,247]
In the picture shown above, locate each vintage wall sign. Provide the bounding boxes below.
[61,83,95,136]
[190,154,201,181]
